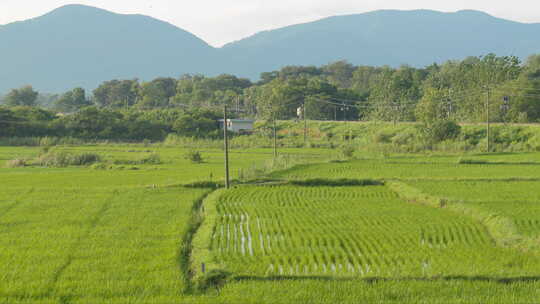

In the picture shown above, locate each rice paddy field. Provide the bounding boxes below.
[272,155,540,180]
[2,145,540,303]
[410,180,540,238]
[204,185,538,278]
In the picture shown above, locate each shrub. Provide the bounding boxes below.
[90,163,109,170]
[71,152,101,166]
[391,129,416,146]
[115,153,162,165]
[373,130,394,144]
[37,151,71,167]
[195,269,232,292]
[37,151,101,167]
[430,120,461,142]
[5,158,27,168]
[39,146,51,155]
[139,153,161,164]
[184,150,204,164]
[340,145,355,158]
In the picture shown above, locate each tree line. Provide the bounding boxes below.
[1,53,540,140]
[0,106,224,141]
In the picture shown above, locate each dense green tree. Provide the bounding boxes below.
[173,74,251,107]
[54,88,91,113]
[0,107,18,136]
[415,88,451,124]
[254,78,306,120]
[11,106,56,122]
[134,108,185,126]
[0,106,56,137]
[258,66,322,85]
[2,53,540,129]
[367,65,425,121]
[121,111,169,140]
[5,86,39,107]
[251,77,351,121]
[322,60,356,88]
[421,54,522,122]
[137,77,177,109]
[259,71,280,85]
[172,109,220,138]
[36,93,60,108]
[93,79,139,108]
[497,55,540,122]
[351,66,384,98]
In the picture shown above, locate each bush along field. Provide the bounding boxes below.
[3,143,540,303]
[4,120,540,154]
[160,120,540,153]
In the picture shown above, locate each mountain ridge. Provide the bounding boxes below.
[1,5,540,93]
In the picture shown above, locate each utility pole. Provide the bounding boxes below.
[303,102,307,146]
[502,96,510,123]
[342,104,352,144]
[348,107,352,144]
[446,88,453,119]
[392,102,398,127]
[486,87,491,153]
[223,105,230,189]
[273,119,278,159]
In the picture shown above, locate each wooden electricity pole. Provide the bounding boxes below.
[486,87,491,153]
[303,102,307,146]
[223,105,230,189]
[273,119,278,159]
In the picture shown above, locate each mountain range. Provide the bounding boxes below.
[1,4,540,93]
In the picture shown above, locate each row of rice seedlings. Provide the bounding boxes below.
[411,180,540,237]
[412,180,540,203]
[274,158,540,180]
[52,188,209,299]
[214,277,540,304]
[210,185,537,278]
[0,188,114,297]
[0,185,209,301]
[516,219,540,236]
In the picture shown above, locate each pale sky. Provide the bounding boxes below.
[1,0,539,47]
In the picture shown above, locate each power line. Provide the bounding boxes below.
[0,120,52,125]
[498,86,540,92]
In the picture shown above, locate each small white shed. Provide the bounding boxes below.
[218,119,255,132]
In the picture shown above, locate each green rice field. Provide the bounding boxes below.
[2,145,540,303]
[410,180,540,237]
[203,185,538,278]
[272,157,540,180]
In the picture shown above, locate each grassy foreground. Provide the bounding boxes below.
[3,145,540,303]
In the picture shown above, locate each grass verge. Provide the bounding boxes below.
[387,181,540,252]
[178,188,215,293]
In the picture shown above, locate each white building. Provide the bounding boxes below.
[218,119,255,133]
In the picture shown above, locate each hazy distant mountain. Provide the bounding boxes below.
[0,4,215,92]
[1,6,540,93]
[222,9,540,78]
